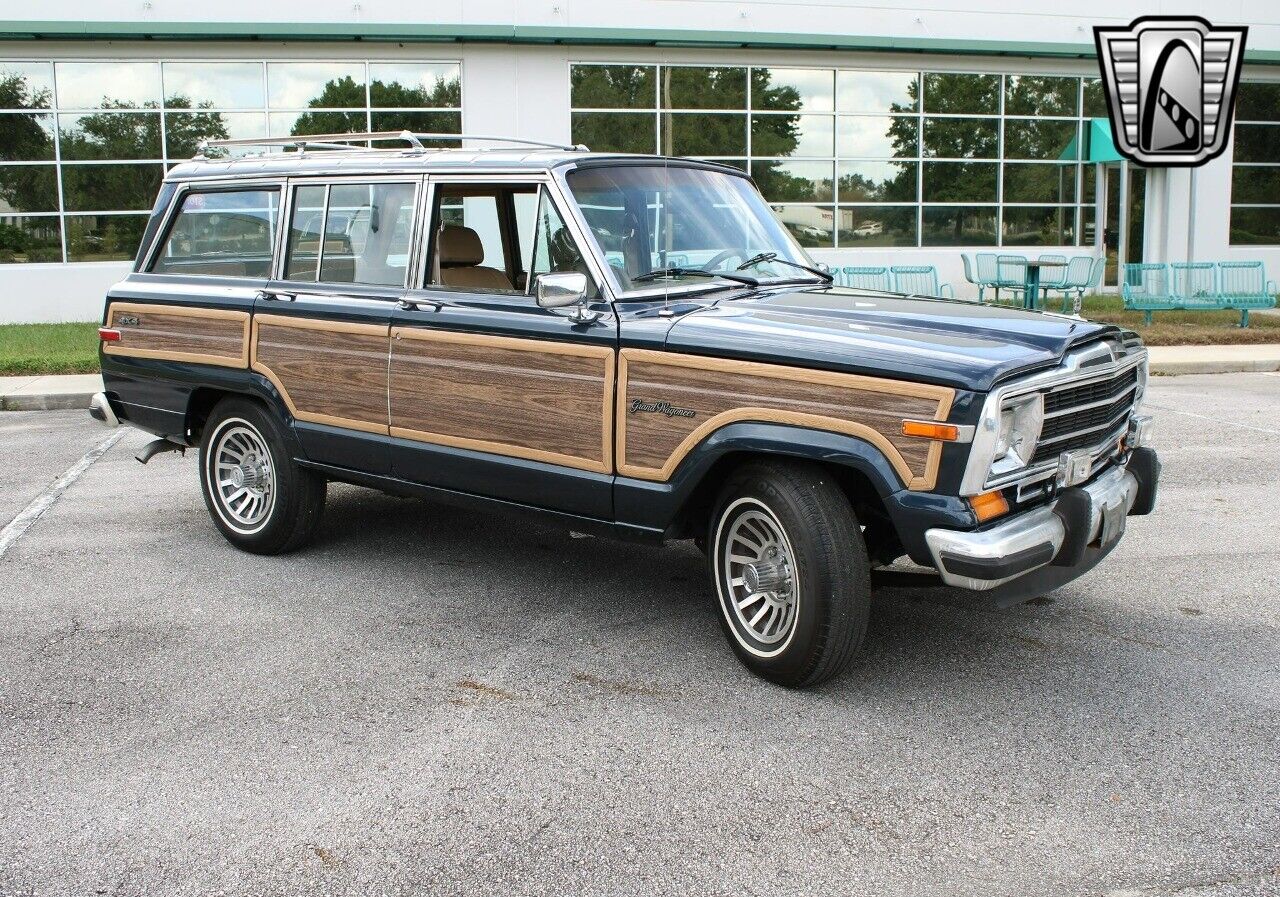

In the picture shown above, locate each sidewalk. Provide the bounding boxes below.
[0,374,103,411]
[1146,343,1280,375]
[2,346,1278,412]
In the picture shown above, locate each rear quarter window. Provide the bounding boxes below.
[150,188,280,278]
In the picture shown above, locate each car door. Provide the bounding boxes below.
[388,175,617,519]
[252,176,422,475]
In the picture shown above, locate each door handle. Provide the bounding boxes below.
[398,298,443,312]
[257,290,296,302]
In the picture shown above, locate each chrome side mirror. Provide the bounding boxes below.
[535,272,600,324]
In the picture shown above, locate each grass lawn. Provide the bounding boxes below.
[0,322,101,376]
[1076,294,1280,346]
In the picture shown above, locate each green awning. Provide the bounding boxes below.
[1087,117,1124,163]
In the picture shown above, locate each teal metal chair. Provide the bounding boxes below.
[890,265,954,298]
[960,254,991,302]
[1050,256,1095,314]
[975,253,1001,303]
[841,266,892,291]
[994,255,1028,306]
[1217,261,1277,327]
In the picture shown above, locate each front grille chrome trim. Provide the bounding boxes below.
[960,342,1147,497]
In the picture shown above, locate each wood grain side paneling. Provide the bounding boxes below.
[251,314,390,435]
[103,302,249,368]
[389,328,614,474]
[617,349,955,490]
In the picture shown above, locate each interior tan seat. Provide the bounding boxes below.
[438,225,513,290]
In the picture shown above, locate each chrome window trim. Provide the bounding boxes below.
[277,173,423,290]
[960,344,1148,496]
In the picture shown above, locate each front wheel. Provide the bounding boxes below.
[199,397,325,555]
[708,461,870,687]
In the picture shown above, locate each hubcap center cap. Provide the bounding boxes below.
[744,561,787,595]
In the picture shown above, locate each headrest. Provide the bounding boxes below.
[439,225,484,267]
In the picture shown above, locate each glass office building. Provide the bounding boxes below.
[0,2,1274,321]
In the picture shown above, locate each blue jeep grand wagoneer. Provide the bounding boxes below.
[90,131,1159,686]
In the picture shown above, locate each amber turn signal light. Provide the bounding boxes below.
[98,328,121,343]
[969,490,1010,523]
[901,420,959,441]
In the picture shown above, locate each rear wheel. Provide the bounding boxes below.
[199,397,325,554]
[708,461,870,687]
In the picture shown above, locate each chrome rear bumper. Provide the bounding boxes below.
[924,454,1155,592]
[88,392,119,428]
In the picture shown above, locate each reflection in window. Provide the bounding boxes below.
[837,206,917,246]
[372,110,462,141]
[922,73,999,114]
[922,162,996,203]
[65,215,148,262]
[1082,79,1108,118]
[167,111,264,159]
[837,71,917,113]
[1003,119,1079,160]
[267,63,365,108]
[571,112,655,153]
[0,165,59,212]
[62,164,164,211]
[662,66,746,110]
[837,116,916,159]
[321,183,417,286]
[753,68,834,112]
[163,62,265,109]
[1005,76,1079,117]
[1229,207,1280,246]
[0,215,61,264]
[923,117,998,159]
[151,189,280,277]
[59,112,163,161]
[663,112,747,156]
[1003,163,1077,204]
[922,206,997,246]
[0,63,53,108]
[837,161,917,203]
[771,204,833,247]
[752,113,833,157]
[1002,206,1077,246]
[369,63,461,107]
[56,62,160,109]
[284,185,326,281]
[751,161,833,202]
[0,112,54,160]
[571,65,656,109]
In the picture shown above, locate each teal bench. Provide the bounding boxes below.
[890,265,954,298]
[1122,261,1277,327]
[841,266,892,291]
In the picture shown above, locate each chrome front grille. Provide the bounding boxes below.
[1032,367,1140,465]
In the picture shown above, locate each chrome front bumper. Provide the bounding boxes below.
[924,461,1146,592]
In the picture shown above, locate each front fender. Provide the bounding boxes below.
[613,421,910,536]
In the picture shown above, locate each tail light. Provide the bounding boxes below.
[98,327,121,342]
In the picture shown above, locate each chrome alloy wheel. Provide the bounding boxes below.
[716,498,800,655]
[207,419,276,533]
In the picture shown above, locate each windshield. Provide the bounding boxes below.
[564,164,818,295]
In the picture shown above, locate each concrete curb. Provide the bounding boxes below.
[0,392,95,412]
[1150,358,1280,376]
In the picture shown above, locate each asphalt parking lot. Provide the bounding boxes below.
[1,372,1278,897]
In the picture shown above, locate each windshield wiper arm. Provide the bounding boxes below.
[736,251,833,283]
[632,266,759,287]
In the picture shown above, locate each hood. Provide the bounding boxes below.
[662,286,1120,392]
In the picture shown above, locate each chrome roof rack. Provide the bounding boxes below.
[196,130,589,158]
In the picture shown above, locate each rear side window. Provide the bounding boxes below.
[283,181,417,288]
[150,188,280,277]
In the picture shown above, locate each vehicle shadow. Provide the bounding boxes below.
[302,483,1233,709]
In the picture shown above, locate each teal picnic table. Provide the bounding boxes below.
[1022,259,1066,310]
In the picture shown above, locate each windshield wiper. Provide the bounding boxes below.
[632,266,759,287]
[737,251,833,283]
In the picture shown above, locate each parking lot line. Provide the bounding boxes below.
[1144,402,1280,436]
[0,428,126,560]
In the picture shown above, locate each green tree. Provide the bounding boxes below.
[0,72,57,218]
[290,74,461,139]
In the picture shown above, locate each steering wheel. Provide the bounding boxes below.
[700,249,747,272]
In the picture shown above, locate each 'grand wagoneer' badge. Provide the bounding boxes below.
[629,398,696,419]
